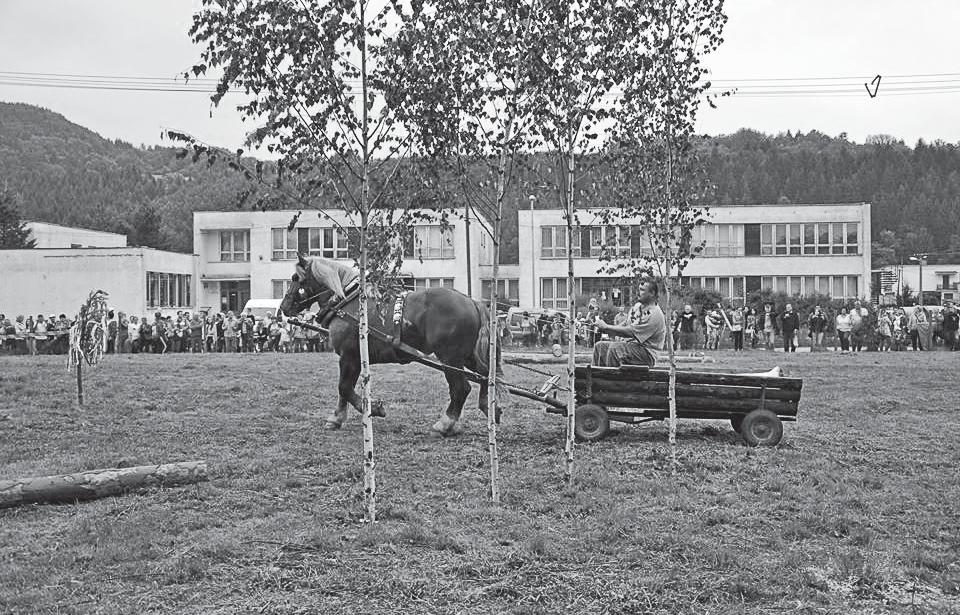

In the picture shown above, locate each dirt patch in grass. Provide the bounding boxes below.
[1,351,959,613]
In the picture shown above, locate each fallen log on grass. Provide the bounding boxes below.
[0,461,208,509]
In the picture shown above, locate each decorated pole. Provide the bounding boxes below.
[67,290,109,407]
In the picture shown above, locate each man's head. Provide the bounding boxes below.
[637,279,659,305]
[683,304,692,313]
[785,303,793,313]
[764,303,772,312]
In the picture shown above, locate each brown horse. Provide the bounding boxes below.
[280,255,497,436]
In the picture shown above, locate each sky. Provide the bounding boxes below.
[1,0,959,151]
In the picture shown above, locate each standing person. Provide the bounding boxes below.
[128,315,140,353]
[807,306,827,349]
[729,306,745,351]
[33,314,49,354]
[139,316,153,354]
[585,297,601,346]
[779,303,800,353]
[849,300,869,353]
[106,311,117,354]
[891,308,907,351]
[215,313,225,352]
[704,309,723,350]
[908,307,922,351]
[835,307,853,354]
[759,303,778,350]
[941,302,959,351]
[745,308,758,349]
[916,307,933,351]
[592,279,666,367]
[117,312,129,353]
[223,311,238,353]
[875,310,894,352]
[676,304,698,352]
[269,316,282,351]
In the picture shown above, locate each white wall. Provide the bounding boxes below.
[25,222,127,248]
[0,248,193,319]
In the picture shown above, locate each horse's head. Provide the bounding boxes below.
[280,254,332,317]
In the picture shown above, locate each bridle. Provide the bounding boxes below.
[291,269,329,313]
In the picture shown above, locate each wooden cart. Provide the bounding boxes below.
[545,365,802,446]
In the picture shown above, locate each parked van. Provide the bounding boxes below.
[241,299,283,321]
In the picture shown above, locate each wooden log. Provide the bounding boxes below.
[582,392,798,416]
[0,461,208,509]
[577,379,801,402]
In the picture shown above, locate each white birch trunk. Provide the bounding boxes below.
[564,143,577,483]
[358,3,376,523]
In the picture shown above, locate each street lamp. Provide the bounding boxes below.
[908,254,928,306]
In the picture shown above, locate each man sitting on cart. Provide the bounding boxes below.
[592,279,666,368]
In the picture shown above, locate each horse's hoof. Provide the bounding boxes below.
[323,421,342,430]
[429,426,460,438]
[371,400,387,418]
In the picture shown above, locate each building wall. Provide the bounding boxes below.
[24,222,127,248]
[194,209,483,313]
[875,263,960,303]
[517,203,872,308]
[0,248,194,319]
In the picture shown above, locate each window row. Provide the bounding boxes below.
[272,227,352,261]
[760,275,860,299]
[413,277,455,291]
[541,225,639,259]
[757,222,858,256]
[146,272,192,308]
[270,225,455,262]
[541,277,636,310]
[692,224,745,257]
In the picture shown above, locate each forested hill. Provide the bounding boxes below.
[2,102,959,263]
[0,102,250,253]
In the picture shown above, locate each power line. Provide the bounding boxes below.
[3,68,960,99]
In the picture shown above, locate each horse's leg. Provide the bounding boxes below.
[431,369,470,436]
[326,356,360,430]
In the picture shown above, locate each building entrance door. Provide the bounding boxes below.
[220,281,251,313]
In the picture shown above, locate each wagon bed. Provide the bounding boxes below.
[545,365,802,446]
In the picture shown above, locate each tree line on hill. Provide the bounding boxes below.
[2,102,959,265]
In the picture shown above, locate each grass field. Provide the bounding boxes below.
[1,350,958,614]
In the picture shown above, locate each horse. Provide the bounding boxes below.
[280,255,498,436]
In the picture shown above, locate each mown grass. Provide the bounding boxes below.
[1,351,959,614]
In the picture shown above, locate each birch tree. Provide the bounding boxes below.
[600,0,726,463]
[386,0,544,502]
[530,0,644,483]
[186,0,437,522]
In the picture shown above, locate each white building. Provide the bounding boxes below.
[194,209,485,313]
[873,262,959,305]
[516,202,872,309]
[1,246,195,319]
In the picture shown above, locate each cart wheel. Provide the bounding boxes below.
[740,409,783,447]
[730,415,744,433]
[575,404,610,442]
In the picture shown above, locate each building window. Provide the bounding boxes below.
[696,224,745,257]
[271,228,298,260]
[406,225,454,260]
[541,277,570,310]
[146,272,192,308]
[220,230,250,262]
[413,278,454,291]
[481,278,520,307]
[541,226,581,258]
[318,227,350,259]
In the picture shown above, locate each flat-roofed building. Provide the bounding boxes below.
[517,202,872,309]
[193,209,484,313]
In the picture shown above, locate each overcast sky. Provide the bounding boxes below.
[1,0,958,150]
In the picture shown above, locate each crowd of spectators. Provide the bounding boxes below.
[668,300,960,354]
[0,308,330,356]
